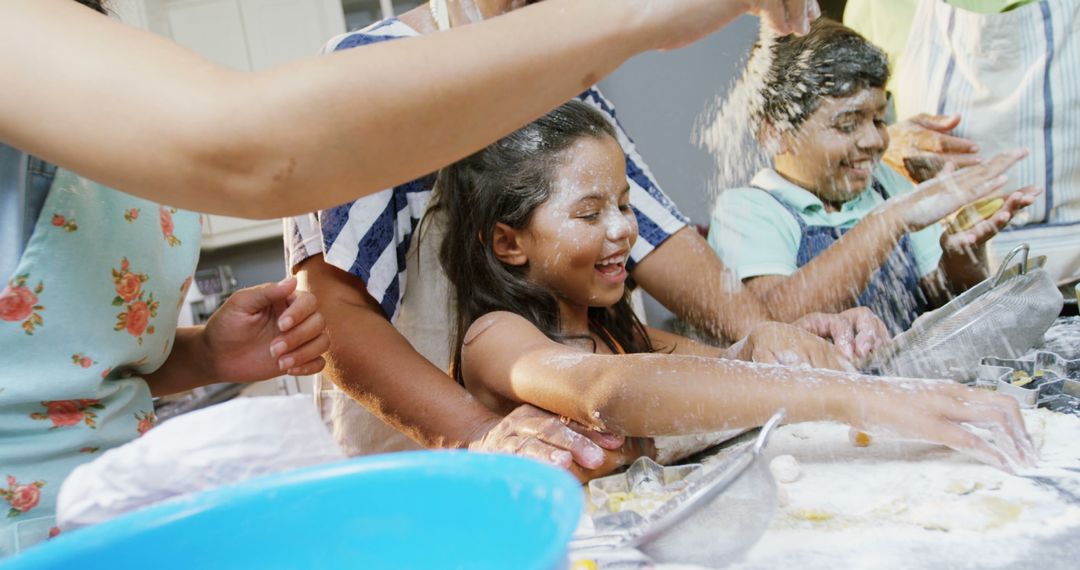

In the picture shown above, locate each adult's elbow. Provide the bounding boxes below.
[168,87,302,219]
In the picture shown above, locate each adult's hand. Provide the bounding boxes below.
[468,404,626,473]
[634,0,820,53]
[794,307,889,362]
[746,0,821,36]
[729,321,853,371]
[885,114,983,183]
[204,277,329,381]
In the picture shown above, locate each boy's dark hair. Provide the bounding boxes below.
[761,18,889,132]
[75,0,110,15]
[431,100,653,385]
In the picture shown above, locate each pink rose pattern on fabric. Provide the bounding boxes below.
[135,411,156,436]
[112,258,158,344]
[1,476,45,518]
[50,213,78,232]
[124,208,140,223]
[71,353,96,368]
[0,274,44,335]
[160,206,181,247]
[30,400,104,429]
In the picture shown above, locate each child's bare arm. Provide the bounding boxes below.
[460,312,1035,472]
[745,150,1030,321]
[647,324,852,370]
[742,210,908,321]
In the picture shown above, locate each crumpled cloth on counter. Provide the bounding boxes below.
[56,395,344,530]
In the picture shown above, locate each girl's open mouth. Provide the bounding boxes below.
[595,253,628,283]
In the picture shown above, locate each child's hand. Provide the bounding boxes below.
[467,404,625,472]
[885,113,982,183]
[940,185,1041,253]
[731,321,855,371]
[844,378,1038,472]
[202,277,329,382]
[888,148,1029,231]
[794,307,889,361]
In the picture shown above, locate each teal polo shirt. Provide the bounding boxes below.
[707,164,944,282]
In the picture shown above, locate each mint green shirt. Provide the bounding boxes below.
[707,164,944,281]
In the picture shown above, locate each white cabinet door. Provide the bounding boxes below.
[240,0,341,70]
[201,215,284,250]
[166,0,253,70]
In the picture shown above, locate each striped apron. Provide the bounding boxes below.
[895,0,1080,281]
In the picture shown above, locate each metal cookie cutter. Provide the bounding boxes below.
[978,351,1080,414]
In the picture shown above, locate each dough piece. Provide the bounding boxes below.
[769,454,801,483]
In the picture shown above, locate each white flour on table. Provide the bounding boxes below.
[723,408,1080,569]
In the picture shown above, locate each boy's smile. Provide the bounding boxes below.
[774,88,890,209]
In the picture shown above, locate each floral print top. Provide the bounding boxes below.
[0,167,200,556]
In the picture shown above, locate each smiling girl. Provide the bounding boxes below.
[434,100,1035,481]
[708,19,1041,335]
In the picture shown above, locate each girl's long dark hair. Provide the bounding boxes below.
[431,100,653,385]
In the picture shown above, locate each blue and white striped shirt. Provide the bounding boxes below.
[285,19,689,321]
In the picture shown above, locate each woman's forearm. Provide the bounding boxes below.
[749,209,907,321]
[1,0,752,218]
[142,326,214,397]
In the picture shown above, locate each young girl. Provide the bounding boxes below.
[434,100,1034,481]
[708,19,1041,335]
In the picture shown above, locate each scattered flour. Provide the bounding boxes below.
[724,408,1080,569]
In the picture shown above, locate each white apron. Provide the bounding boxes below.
[313,213,452,456]
[895,0,1080,281]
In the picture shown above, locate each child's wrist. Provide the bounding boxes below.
[873,202,912,236]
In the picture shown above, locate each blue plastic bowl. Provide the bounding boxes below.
[4,451,583,569]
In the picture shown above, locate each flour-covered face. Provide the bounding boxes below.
[775,87,890,205]
[520,135,636,309]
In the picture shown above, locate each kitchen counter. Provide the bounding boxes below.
[729,317,1080,570]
